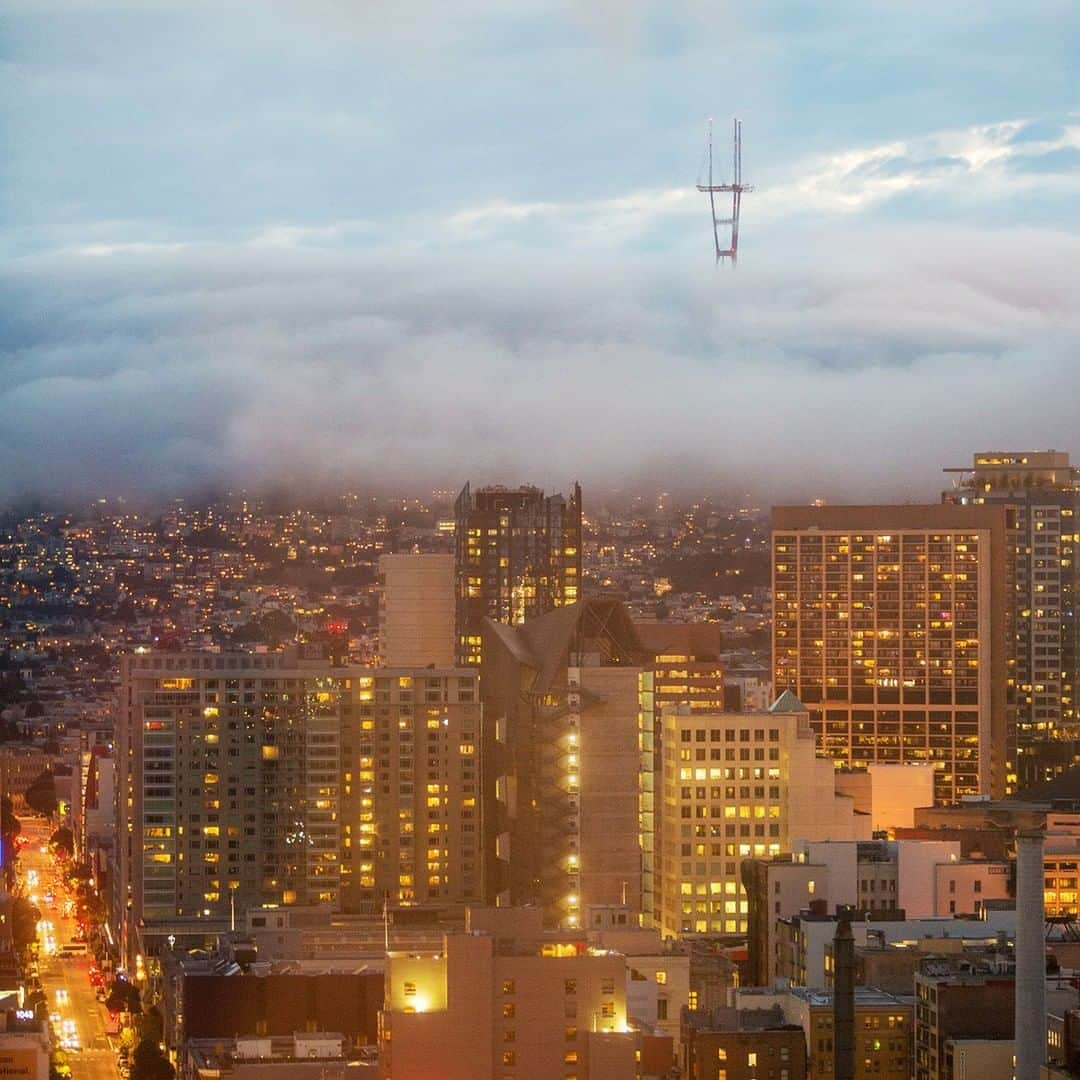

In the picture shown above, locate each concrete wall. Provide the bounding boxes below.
[798,843,859,909]
[867,764,936,832]
[580,666,644,914]
[378,554,455,668]
[933,861,1012,916]
[950,1038,1015,1080]
[896,840,961,917]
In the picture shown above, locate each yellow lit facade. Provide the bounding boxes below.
[772,505,1012,802]
[339,667,481,911]
[659,699,868,938]
[454,482,582,666]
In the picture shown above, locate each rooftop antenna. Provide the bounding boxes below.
[697,118,754,266]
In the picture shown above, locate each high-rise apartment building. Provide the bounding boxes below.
[772,505,1012,802]
[377,553,456,668]
[338,667,482,912]
[118,650,485,962]
[116,650,342,963]
[944,452,1079,776]
[481,599,653,927]
[658,694,869,939]
[455,482,582,665]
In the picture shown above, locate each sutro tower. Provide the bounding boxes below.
[696,118,754,266]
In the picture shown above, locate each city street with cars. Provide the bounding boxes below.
[18,816,120,1080]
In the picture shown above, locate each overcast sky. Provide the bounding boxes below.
[2,1,1078,505]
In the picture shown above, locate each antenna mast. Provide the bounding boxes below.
[696,118,754,266]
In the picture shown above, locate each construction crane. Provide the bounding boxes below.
[696,118,754,266]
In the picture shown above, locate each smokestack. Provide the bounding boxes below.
[1015,830,1046,1080]
[833,916,855,1080]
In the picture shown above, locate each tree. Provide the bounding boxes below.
[49,1048,72,1080]
[260,609,296,645]
[130,1037,174,1080]
[106,979,142,1016]
[24,770,57,817]
[49,826,73,856]
[138,1006,164,1046]
[2,794,20,848]
[1,795,19,888]
[11,897,41,951]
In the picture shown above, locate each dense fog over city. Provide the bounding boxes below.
[3,2,1078,504]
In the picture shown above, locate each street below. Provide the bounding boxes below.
[19,816,120,1080]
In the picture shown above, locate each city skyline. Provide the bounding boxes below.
[3,3,1079,502]
[5,4,1080,1078]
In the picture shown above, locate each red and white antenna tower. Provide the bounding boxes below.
[696,118,754,266]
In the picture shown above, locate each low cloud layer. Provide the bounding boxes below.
[4,219,1078,505]
[2,2,1078,506]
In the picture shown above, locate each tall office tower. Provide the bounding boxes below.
[772,505,1013,803]
[481,599,654,927]
[454,482,582,665]
[116,650,341,964]
[943,452,1079,772]
[377,554,456,667]
[658,694,867,939]
[338,667,482,912]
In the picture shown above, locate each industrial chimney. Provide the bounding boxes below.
[833,916,855,1080]
[1015,830,1046,1080]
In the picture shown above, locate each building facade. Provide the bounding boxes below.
[735,987,912,1080]
[659,694,869,939]
[377,553,456,668]
[338,667,482,912]
[681,1015,808,1080]
[772,504,1013,801]
[379,908,642,1080]
[116,650,343,963]
[455,482,582,666]
[913,955,1015,1080]
[481,599,653,926]
[943,451,1079,780]
[634,622,726,716]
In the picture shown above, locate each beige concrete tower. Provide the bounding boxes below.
[378,553,456,668]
